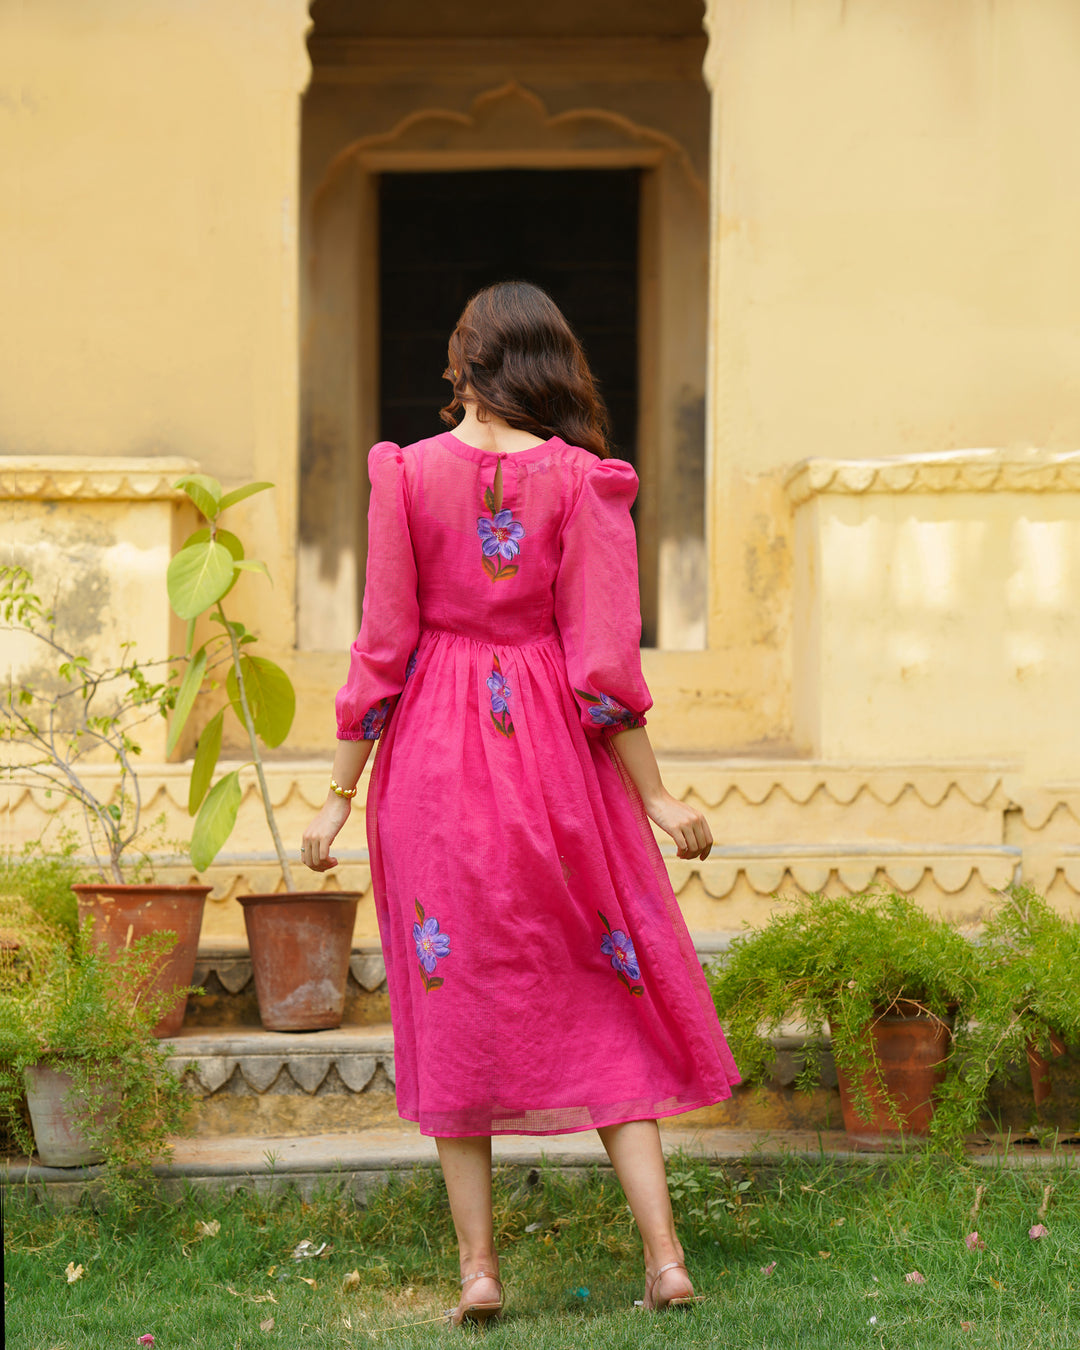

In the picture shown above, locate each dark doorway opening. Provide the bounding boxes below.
[378,169,639,463]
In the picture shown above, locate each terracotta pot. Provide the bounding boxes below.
[239,891,362,1031]
[72,883,210,1037]
[1027,1029,1067,1109]
[835,1001,952,1149]
[23,1063,115,1167]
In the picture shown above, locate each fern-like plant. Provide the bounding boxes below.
[932,887,1080,1144]
[708,891,980,1140]
[0,908,194,1200]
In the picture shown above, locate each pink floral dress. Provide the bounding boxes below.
[336,431,740,1137]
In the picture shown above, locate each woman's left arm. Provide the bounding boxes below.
[609,726,713,861]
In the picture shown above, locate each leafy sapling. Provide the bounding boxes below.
[167,476,297,888]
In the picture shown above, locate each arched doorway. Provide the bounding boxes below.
[299,4,709,651]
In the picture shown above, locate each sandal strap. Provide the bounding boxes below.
[651,1262,686,1280]
[460,1269,500,1289]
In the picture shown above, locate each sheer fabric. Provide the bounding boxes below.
[337,430,740,1136]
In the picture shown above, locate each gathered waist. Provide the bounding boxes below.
[419,624,563,652]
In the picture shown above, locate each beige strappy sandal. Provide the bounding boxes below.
[447,1269,504,1327]
[641,1261,705,1311]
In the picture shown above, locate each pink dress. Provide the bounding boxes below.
[336,430,740,1137]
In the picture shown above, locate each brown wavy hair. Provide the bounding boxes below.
[440,280,611,458]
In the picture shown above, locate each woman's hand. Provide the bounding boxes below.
[301,794,353,871]
[642,790,713,861]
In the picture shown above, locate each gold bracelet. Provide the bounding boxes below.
[330,778,358,799]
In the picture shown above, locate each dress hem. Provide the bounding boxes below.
[401,1088,740,1140]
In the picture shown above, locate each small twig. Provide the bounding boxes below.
[1037,1184,1054,1221]
[969,1184,986,1222]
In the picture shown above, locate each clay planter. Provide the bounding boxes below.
[835,1001,952,1149]
[72,884,211,1037]
[239,891,361,1031]
[23,1063,116,1167]
[1027,1030,1068,1109]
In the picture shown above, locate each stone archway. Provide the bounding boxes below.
[299,80,708,652]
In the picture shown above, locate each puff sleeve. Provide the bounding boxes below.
[554,456,652,737]
[335,443,420,740]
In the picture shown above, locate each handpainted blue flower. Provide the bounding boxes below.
[413,915,451,974]
[405,648,418,681]
[588,693,635,728]
[360,699,390,739]
[486,669,511,715]
[601,929,639,980]
[477,510,525,560]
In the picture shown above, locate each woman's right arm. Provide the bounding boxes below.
[302,738,374,871]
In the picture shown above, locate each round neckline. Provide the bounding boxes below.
[439,430,563,466]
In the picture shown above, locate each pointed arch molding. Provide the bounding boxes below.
[312,81,705,216]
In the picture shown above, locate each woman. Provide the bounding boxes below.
[302,281,740,1324]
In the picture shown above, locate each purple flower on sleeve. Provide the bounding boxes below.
[477,510,525,560]
[575,690,644,731]
[601,929,640,980]
[360,697,392,739]
[405,648,418,681]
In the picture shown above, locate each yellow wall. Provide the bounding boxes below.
[704,0,1080,749]
[1,0,310,654]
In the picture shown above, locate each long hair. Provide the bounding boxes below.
[440,281,611,458]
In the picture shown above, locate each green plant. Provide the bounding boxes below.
[1,565,177,883]
[0,834,84,937]
[0,914,194,1198]
[708,891,980,1137]
[165,475,297,888]
[933,887,1080,1144]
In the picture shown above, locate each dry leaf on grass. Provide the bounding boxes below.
[259,1317,275,1332]
[1029,1224,1050,1240]
[195,1220,220,1238]
[225,1286,279,1305]
[298,1277,317,1289]
[64,1263,84,1284]
[965,1232,986,1252]
[905,1271,926,1285]
[818,1251,832,1259]
[342,1270,361,1291]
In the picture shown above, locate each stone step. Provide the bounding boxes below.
[11,758,1079,940]
[5,1119,1073,1208]
[162,1020,1078,1142]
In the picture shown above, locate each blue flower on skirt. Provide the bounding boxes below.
[486,669,512,715]
[477,510,525,560]
[601,929,639,980]
[413,915,451,974]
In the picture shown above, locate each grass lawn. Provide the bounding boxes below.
[4,1151,1078,1349]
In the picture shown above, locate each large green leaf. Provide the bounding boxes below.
[166,645,207,757]
[183,526,244,563]
[219,481,274,512]
[174,474,223,522]
[167,541,235,620]
[190,769,242,871]
[226,656,295,748]
[188,707,224,815]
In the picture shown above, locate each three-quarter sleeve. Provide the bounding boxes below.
[554,456,652,737]
[335,442,421,740]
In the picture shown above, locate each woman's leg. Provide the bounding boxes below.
[597,1120,696,1304]
[435,1136,502,1317]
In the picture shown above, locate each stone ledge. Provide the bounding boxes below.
[786,449,1080,506]
[0,455,200,501]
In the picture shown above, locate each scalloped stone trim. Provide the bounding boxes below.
[786,449,1080,506]
[0,456,200,501]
